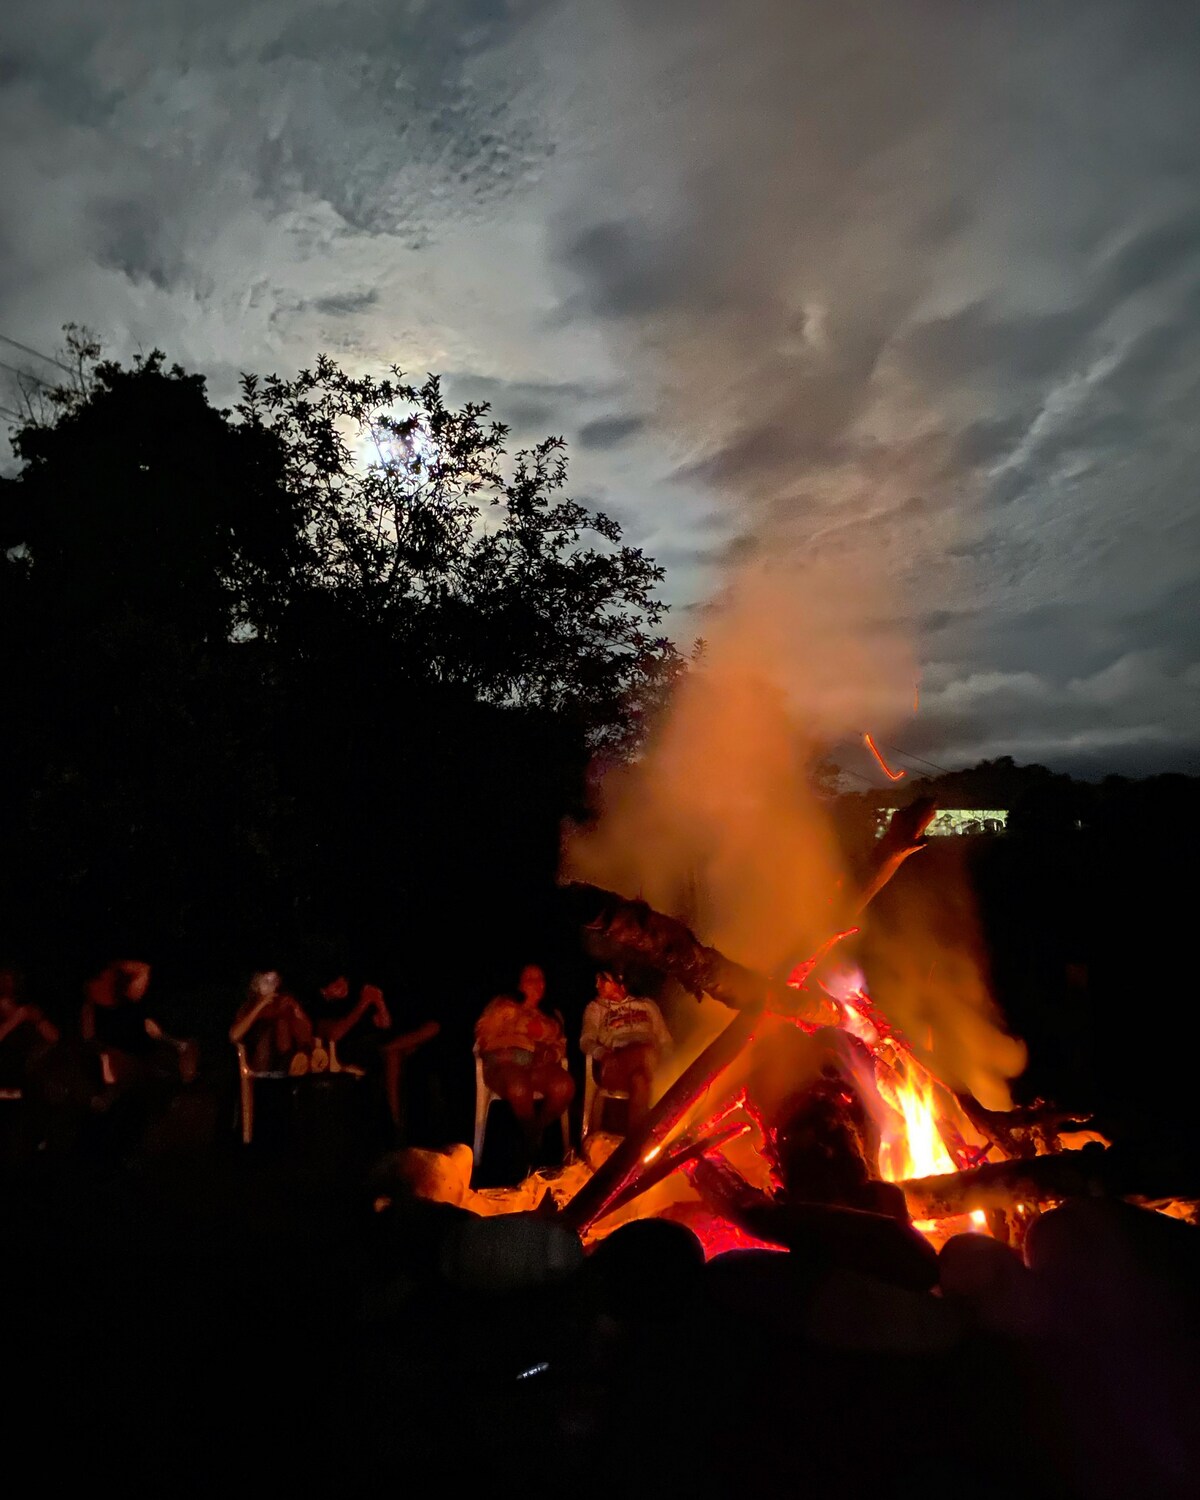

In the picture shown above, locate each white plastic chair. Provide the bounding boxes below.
[473,1048,571,1164]
[235,1038,362,1144]
[581,1052,629,1141]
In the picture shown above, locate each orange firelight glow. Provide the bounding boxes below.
[863,731,906,781]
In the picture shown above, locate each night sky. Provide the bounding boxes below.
[2,1,1198,777]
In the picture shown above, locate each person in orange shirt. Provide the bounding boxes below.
[475,963,574,1151]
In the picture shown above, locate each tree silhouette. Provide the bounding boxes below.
[239,356,679,748]
[0,332,679,986]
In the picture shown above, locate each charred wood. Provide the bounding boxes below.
[899,1143,1200,1220]
[563,882,838,1025]
[562,1006,763,1234]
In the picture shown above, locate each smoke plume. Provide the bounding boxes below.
[557,0,1026,1106]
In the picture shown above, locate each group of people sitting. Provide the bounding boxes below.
[230,968,440,1134]
[1,953,672,1165]
[1,955,441,1154]
[475,964,672,1151]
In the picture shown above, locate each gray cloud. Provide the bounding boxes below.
[540,0,1200,773]
[577,413,644,449]
[0,0,1197,772]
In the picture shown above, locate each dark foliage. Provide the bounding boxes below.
[0,330,680,1014]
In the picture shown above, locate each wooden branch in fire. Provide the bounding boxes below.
[563,882,838,1025]
[562,1005,763,1234]
[601,1120,751,1219]
[560,796,942,1233]
[851,796,937,915]
[899,1143,1200,1221]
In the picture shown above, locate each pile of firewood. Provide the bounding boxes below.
[556,796,1200,1241]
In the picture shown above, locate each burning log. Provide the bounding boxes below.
[851,796,936,915]
[560,799,943,1234]
[955,1097,1097,1158]
[562,1005,763,1233]
[899,1143,1200,1221]
[601,1120,751,1219]
[687,1154,938,1290]
[564,882,838,1025]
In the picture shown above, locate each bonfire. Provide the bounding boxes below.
[406,797,1198,1256]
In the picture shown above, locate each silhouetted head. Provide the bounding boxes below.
[321,974,351,1002]
[87,958,151,1006]
[113,959,151,1002]
[249,970,281,1001]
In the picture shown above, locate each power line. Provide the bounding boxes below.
[0,333,72,375]
[883,742,954,777]
[0,357,50,388]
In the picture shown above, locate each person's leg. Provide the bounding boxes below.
[626,1064,653,1132]
[599,1044,656,1132]
[484,1063,537,1138]
[382,1045,404,1135]
[533,1066,575,1132]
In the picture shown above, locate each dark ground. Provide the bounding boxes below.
[4,1112,1200,1500]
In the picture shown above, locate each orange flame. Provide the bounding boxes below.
[875,1063,955,1182]
[872,1059,989,1240]
[863,731,906,781]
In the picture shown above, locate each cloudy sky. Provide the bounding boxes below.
[2,0,1198,777]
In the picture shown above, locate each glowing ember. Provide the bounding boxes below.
[660,1203,788,1261]
[863,731,906,781]
[784,927,859,992]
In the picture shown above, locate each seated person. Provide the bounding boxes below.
[229,971,314,1073]
[310,972,439,1136]
[0,968,60,1094]
[475,964,574,1152]
[81,957,196,1088]
[580,971,671,1132]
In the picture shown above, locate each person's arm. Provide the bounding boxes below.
[145,1016,198,1082]
[321,985,386,1043]
[287,1002,314,1050]
[229,993,274,1044]
[145,1016,185,1049]
[32,1008,60,1045]
[0,1007,31,1046]
[382,1019,440,1054]
[649,1001,672,1057]
[580,1001,606,1059]
[474,999,500,1053]
[547,1012,568,1063]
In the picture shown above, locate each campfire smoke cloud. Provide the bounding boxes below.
[559,0,1027,1106]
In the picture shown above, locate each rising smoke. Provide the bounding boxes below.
[556,0,1026,1107]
